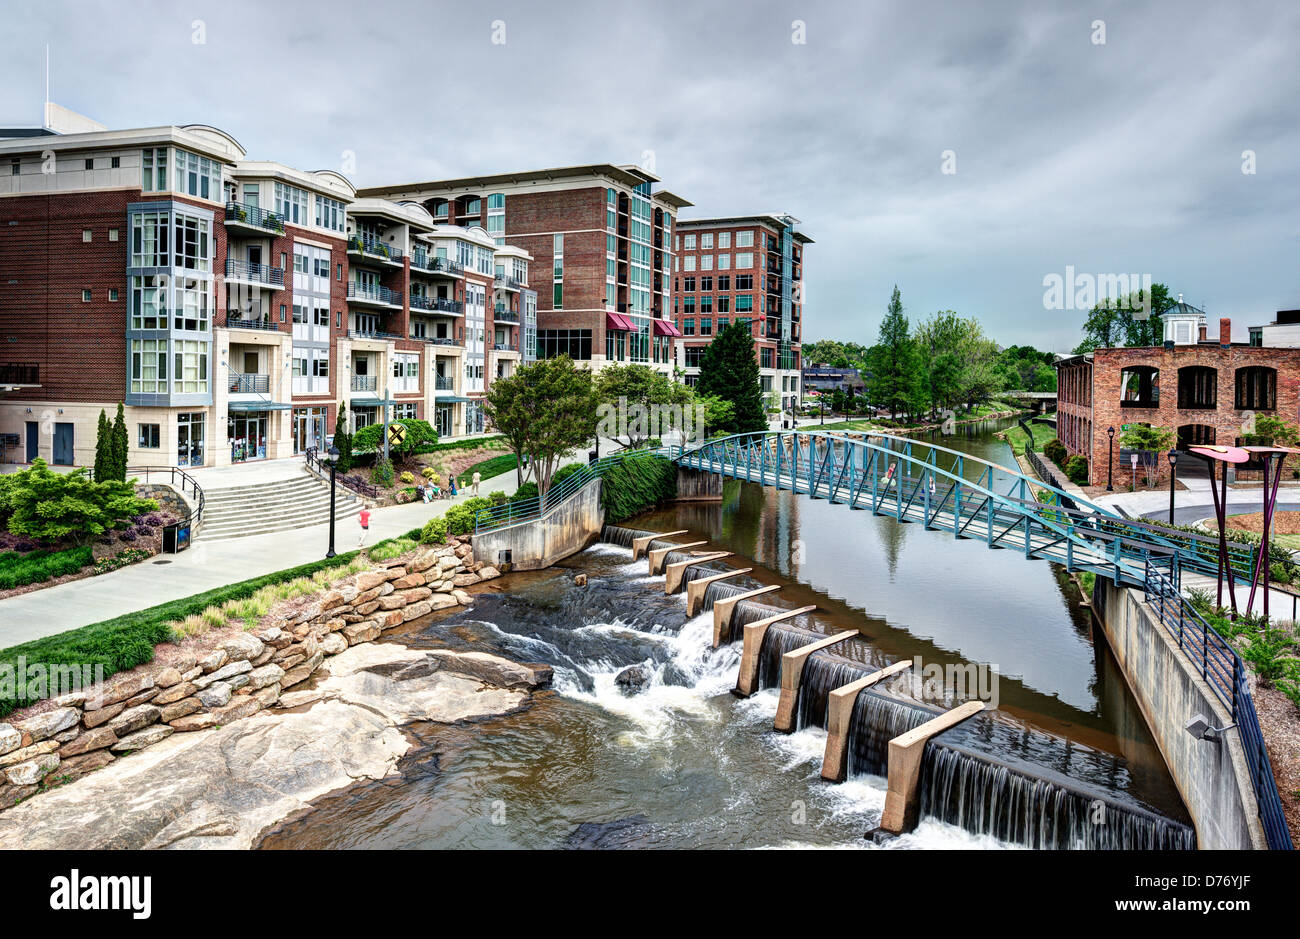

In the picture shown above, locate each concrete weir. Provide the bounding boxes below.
[772,631,859,732]
[733,605,818,694]
[632,530,688,561]
[686,568,753,616]
[820,660,915,782]
[664,552,732,594]
[712,584,783,647]
[649,540,708,575]
[880,701,986,834]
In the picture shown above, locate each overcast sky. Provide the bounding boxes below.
[3,0,1297,352]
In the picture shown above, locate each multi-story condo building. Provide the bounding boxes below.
[672,214,810,413]
[357,164,690,376]
[0,112,531,470]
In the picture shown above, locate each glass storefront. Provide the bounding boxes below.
[230,412,267,462]
[177,412,205,468]
[293,406,327,454]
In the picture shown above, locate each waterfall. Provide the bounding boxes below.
[846,692,940,778]
[699,578,758,613]
[919,742,1197,850]
[794,653,873,730]
[681,564,728,589]
[600,525,652,548]
[725,598,797,644]
[756,623,824,690]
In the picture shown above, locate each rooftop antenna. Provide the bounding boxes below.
[43,44,50,128]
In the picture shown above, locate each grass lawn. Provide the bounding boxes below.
[456,453,518,487]
[1002,420,1056,457]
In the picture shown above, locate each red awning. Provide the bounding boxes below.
[605,312,635,331]
[653,319,682,337]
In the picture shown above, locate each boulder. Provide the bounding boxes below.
[251,683,281,709]
[478,566,502,581]
[158,697,201,723]
[374,610,404,629]
[99,673,155,707]
[406,553,437,573]
[276,689,328,709]
[392,573,426,589]
[227,674,250,692]
[428,594,459,612]
[6,753,59,786]
[615,665,651,693]
[246,665,285,691]
[222,634,265,663]
[57,727,118,758]
[154,681,197,706]
[154,667,184,689]
[354,600,380,616]
[280,653,325,689]
[197,683,232,708]
[378,595,408,611]
[110,725,174,753]
[0,725,19,757]
[574,574,588,586]
[437,555,460,571]
[170,711,219,733]
[355,570,392,592]
[199,651,228,674]
[12,707,80,743]
[54,749,114,783]
[108,704,161,736]
[81,702,126,730]
[319,590,347,611]
[453,572,481,587]
[123,687,160,707]
[250,649,275,667]
[195,659,253,688]
[342,623,381,646]
[401,601,432,622]
[320,633,348,655]
[402,586,433,602]
[428,650,553,690]
[0,740,60,769]
[210,696,262,725]
[452,589,473,606]
[277,654,306,671]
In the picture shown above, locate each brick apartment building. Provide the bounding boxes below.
[672,214,809,413]
[0,107,535,469]
[1055,302,1300,485]
[358,165,691,378]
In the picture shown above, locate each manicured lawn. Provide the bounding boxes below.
[456,453,518,486]
[1002,421,1056,457]
[0,545,94,591]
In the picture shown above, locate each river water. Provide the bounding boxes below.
[260,418,1192,850]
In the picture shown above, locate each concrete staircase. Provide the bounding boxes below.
[198,472,364,541]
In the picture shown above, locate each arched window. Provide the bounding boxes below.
[1177,366,1217,409]
[1177,424,1216,449]
[1119,366,1159,407]
[1235,366,1276,410]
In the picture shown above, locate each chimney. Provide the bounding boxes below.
[1198,323,1207,342]
[1219,317,1231,347]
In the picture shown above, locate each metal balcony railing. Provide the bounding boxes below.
[434,374,455,390]
[493,342,519,352]
[410,295,463,314]
[494,275,524,290]
[351,374,378,392]
[411,252,463,275]
[493,308,519,323]
[224,202,285,234]
[347,282,402,306]
[222,312,280,332]
[225,258,285,287]
[348,327,403,342]
[228,373,270,394]
[347,235,404,263]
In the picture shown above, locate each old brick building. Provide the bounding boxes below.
[1056,306,1300,486]
[0,109,534,469]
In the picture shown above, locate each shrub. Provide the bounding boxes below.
[599,455,678,523]
[145,515,164,527]
[4,459,157,546]
[487,490,508,506]
[422,467,439,482]
[445,497,492,536]
[370,459,395,488]
[400,471,415,484]
[1043,437,1067,466]
[117,529,137,543]
[352,419,438,457]
[0,545,94,590]
[1064,455,1089,485]
[420,516,448,544]
[509,482,539,504]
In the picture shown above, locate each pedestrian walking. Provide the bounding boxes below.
[472,471,481,497]
[358,506,371,547]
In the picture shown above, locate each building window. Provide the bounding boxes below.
[683,255,696,272]
[81,289,92,302]
[138,424,160,448]
[173,149,220,200]
[736,295,753,312]
[1119,366,1159,407]
[701,233,713,249]
[274,182,309,226]
[719,232,731,249]
[536,328,591,360]
[1235,366,1276,410]
[108,288,119,302]
[314,195,345,232]
[1177,366,1217,410]
[1177,424,1216,449]
[700,276,712,292]
[683,318,695,336]
[737,230,753,248]
[84,158,94,170]
[682,276,695,292]
[683,234,696,250]
[9,159,18,176]
[173,340,210,394]
[700,317,713,336]
[552,233,563,309]
[111,156,120,168]
[108,228,119,241]
[736,274,753,290]
[82,229,92,242]
[129,339,168,394]
[142,148,167,192]
[736,252,753,269]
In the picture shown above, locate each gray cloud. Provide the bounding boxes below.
[2,0,1297,352]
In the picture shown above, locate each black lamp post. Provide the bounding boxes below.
[324,444,339,558]
[1106,426,1115,491]
[1167,451,1178,524]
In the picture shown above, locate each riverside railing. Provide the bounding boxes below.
[1143,556,1293,850]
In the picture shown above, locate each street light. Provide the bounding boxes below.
[1130,452,1139,492]
[323,444,339,558]
[1167,450,1178,524]
[1106,426,1115,491]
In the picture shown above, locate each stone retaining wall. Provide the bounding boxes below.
[0,538,502,813]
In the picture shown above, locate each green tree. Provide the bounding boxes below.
[1073,283,1176,354]
[695,394,735,437]
[483,355,600,500]
[332,411,353,472]
[351,419,437,460]
[696,321,767,433]
[594,363,693,448]
[5,459,157,546]
[111,403,128,481]
[93,410,113,483]
[866,286,926,421]
[1250,415,1300,447]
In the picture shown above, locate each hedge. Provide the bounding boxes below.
[0,550,364,717]
[600,455,678,523]
[0,545,94,591]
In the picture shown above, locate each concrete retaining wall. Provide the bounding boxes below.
[675,466,723,501]
[472,478,604,572]
[1095,578,1266,849]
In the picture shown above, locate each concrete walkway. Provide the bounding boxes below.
[0,465,525,649]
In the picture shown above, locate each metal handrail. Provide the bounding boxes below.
[1143,557,1293,850]
[222,312,280,332]
[228,373,270,394]
[126,465,205,528]
[347,235,404,262]
[224,202,285,234]
[347,282,402,306]
[224,258,285,287]
[303,446,366,501]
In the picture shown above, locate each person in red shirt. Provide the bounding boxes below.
[358,507,371,547]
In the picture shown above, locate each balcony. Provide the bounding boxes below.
[351,375,378,392]
[435,374,455,391]
[347,235,404,265]
[222,312,280,332]
[224,202,285,235]
[228,373,270,394]
[493,307,519,324]
[411,252,464,276]
[494,275,523,291]
[347,282,402,308]
[409,294,463,314]
[225,258,285,288]
[348,327,402,342]
[493,342,519,353]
